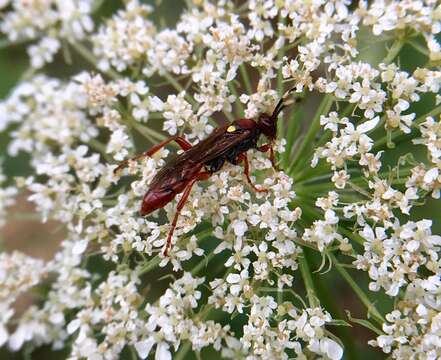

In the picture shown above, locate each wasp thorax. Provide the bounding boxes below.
[257,113,276,139]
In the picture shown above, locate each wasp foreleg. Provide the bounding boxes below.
[257,144,279,171]
[114,136,193,174]
[237,153,267,193]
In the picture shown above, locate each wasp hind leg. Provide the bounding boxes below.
[163,171,211,256]
[114,136,193,174]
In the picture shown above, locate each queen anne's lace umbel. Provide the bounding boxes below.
[0,0,441,359]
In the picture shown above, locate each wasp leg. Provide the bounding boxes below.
[257,144,279,171]
[114,136,193,174]
[237,153,267,193]
[163,171,211,256]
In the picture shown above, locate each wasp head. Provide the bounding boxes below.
[258,96,287,140]
[258,89,298,140]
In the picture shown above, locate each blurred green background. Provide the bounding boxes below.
[1,1,440,359]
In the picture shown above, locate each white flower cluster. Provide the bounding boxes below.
[410,116,441,199]
[93,1,155,72]
[370,275,441,358]
[233,302,343,360]
[0,165,17,227]
[303,209,348,252]
[313,114,381,188]
[0,0,440,359]
[0,0,94,68]
[67,270,143,359]
[6,239,91,351]
[0,251,46,348]
[135,273,231,359]
[355,220,441,296]
[360,0,441,61]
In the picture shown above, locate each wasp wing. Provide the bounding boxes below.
[187,125,254,163]
[149,125,252,190]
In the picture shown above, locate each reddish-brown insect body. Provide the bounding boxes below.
[114,90,295,256]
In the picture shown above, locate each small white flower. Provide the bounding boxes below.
[232,219,248,237]
[135,338,155,359]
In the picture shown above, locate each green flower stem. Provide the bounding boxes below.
[141,229,215,277]
[0,38,11,48]
[128,118,167,142]
[295,156,376,185]
[382,39,405,65]
[89,138,112,162]
[0,37,28,49]
[223,107,236,122]
[184,0,194,10]
[137,126,156,144]
[161,72,185,93]
[174,305,216,360]
[312,103,356,150]
[293,236,320,252]
[228,82,245,116]
[259,287,307,308]
[310,266,358,359]
[117,102,169,144]
[350,176,410,187]
[294,163,332,185]
[92,0,105,12]
[412,104,441,127]
[338,227,365,246]
[299,251,319,308]
[138,256,161,275]
[239,64,253,94]
[295,201,322,229]
[162,71,198,107]
[330,253,385,324]
[297,160,413,188]
[295,182,333,194]
[351,167,413,182]
[289,94,334,177]
[347,181,371,198]
[191,249,218,276]
[277,284,283,304]
[277,16,286,97]
[345,311,384,336]
[313,129,333,149]
[281,104,303,161]
[129,345,138,360]
[70,41,120,80]
[340,103,357,118]
[373,104,441,151]
[406,39,429,58]
[19,67,37,82]
[296,168,360,188]
[174,343,192,360]
[175,295,218,359]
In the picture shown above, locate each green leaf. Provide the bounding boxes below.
[282,107,304,168]
[299,251,320,308]
[288,94,334,176]
[331,254,385,324]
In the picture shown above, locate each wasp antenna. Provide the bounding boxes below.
[271,86,299,120]
[271,98,285,119]
[282,86,297,100]
[283,98,296,107]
